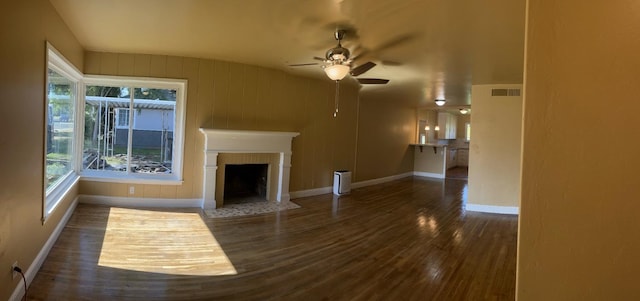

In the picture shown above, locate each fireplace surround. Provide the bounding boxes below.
[199,129,300,209]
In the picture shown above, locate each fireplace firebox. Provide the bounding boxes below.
[223,164,268,202]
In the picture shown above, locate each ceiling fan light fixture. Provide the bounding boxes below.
[435,99,446,106]
[324,64,350,81]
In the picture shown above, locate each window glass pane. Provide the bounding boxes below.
[116,108,130,127]
[83,86,129,172]
[465,123,471,141]
[46,68,75,190]
[130,87,176,174]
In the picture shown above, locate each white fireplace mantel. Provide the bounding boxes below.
[199,128,300,209]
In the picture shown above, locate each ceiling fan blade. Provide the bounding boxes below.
[375,33,417,52]
[357,78,389,85]
[350,49,370,63]
[381,60,402,66]
[350,62,376,76]
[288,63,319,67]
[313,56,326,61]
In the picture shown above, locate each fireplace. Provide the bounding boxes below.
[223,164,268,202]
[199,129,300,209]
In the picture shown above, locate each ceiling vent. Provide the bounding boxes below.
[491,88,521,96]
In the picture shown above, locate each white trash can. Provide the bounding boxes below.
[333,170,352,195]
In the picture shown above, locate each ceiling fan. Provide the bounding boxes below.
[289,30,390,85]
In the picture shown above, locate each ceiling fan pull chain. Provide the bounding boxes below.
[334,80,340,117]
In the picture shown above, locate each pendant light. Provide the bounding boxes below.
[324,64,350,81]
[324,63,350,117]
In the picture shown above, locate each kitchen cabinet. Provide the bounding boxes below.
[437,112,458,139]
[447,148,457,169]
[457,149,469,166]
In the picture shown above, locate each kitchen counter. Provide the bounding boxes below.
[410,143,448,154]
[412,144,447,178]
[410,143,448,147]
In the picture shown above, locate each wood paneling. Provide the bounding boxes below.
[29,178,518,300]
[356,96,416,181]
[80,51,360,198]
[99,52,118,75]
[117,53,135,76]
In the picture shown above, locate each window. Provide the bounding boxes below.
[465,122,471,141]
[116,108,130,127]
[45,43,82,220]
[82,77,186,183]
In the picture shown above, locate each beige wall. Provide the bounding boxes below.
[80,51,361,198]
[414,147,446,175]
[468,84,522,208]
[518,1,640,299]
[0,1,84,299]
[355,95,415,181]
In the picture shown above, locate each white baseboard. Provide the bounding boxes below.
[78,195,203,208]
[10,197,79,301]
[290,186,332,199]
[290,172,415,199]
[351,172,414,189]
[280,193,291,202]
[413,171,445,179]
[466,203,519,215]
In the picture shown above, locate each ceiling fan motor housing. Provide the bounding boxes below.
[325,29,350,62]
[326,46,350,62]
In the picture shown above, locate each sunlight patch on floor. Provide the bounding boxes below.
[98,207,237,276]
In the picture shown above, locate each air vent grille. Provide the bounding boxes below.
[491,88,521,96]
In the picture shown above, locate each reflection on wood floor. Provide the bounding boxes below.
[446,166,469,179]
[28,177,517,300]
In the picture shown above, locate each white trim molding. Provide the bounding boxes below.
[78,195,203,208]
[290,172,415,199]
[290,186,333,199]
[413,171,445,179]
[351,172,414,189]
[11,197,79,301]
[199,129,299,209]
[465,203,519,215]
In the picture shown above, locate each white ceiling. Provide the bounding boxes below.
[49,0,525,108]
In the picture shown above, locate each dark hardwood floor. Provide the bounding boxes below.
[28,177,517,300]
[446,166,469,180]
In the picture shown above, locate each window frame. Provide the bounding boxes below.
[44,43,83,222]
[81,75,187,185]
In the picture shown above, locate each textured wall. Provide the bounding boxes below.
[0,1,84,300]
[518,0,640,299]
[80,51,360,198]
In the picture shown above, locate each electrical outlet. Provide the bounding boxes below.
[11,261,18,279]
[129,186,135,195]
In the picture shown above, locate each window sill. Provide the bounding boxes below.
[80,172,183,185]
[45,173,80,222]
